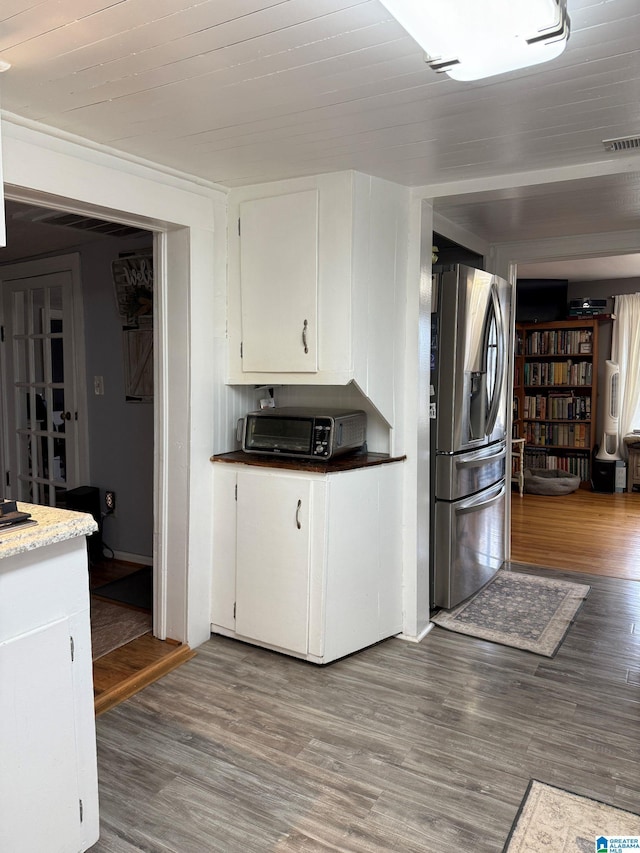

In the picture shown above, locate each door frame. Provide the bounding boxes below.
[0,253,90,497]
[1,113,223,648]
[2,189,173,642]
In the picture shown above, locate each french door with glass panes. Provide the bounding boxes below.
[1,256,87,506]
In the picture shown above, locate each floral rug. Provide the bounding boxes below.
[504,780,640,852]
[430,569,590,657]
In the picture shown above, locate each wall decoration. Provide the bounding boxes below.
[112,252,154,401]
[112,252,153,329]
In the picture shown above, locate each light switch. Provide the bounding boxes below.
[94,375,104,396]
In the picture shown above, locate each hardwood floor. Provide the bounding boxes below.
[90,559,194,714]
[511,489,640,580]
[90,558,148,590]
[93,635,196,716]
[89,564,639,852]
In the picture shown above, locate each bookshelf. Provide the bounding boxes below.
[513,318,598,483]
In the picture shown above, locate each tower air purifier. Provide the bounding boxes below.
[596,360,621,461]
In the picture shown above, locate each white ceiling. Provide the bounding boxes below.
[517,254,640,282]
[1,0,640,274]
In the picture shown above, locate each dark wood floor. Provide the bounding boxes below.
[90,558,148,590]
[89,563,640,853]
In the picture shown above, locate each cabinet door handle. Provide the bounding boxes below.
[302,319,309,354]
[296,499,302,529]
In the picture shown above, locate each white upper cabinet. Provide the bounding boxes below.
[227,171,409,426]
[239,190,318,373]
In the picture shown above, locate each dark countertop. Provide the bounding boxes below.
[211,450,406,473]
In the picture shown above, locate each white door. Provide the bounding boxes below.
[235,470,312,653]
[0,255,88,505]
[239,190,318,373]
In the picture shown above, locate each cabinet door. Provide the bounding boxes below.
[0,618,82,853]
[239,190,318,373]
[236,471,312,653]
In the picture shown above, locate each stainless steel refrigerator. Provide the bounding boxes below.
[430,264,512,609]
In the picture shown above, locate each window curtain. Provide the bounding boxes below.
[611,293,640,454]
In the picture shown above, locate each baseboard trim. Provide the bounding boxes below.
[111,550,153,565]
[396,622,435,643]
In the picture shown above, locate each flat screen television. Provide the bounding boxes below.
[516,279,568,323]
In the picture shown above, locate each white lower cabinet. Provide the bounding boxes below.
[236,472,312,654]
[0,535,99,853]
[1,619,83,850]
[212,460,403,664]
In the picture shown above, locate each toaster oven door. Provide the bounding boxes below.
[243,415,314,456]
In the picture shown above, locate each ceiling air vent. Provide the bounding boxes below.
[602,136,640,153]
[10,205,148,238]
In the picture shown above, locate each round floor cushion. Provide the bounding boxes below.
[524,468,581,495]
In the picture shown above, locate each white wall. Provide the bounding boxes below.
[2,114,224,647]
[399,195,432,639]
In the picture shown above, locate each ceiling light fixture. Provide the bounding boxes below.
[378,0,570,81]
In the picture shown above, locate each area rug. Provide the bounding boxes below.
[92,565,153,610]
[504,780,640,852]
[431,569,590,657]
[90,597,152,660]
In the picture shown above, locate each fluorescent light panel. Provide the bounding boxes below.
[379,0,570,81]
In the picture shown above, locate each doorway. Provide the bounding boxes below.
[0,202,158,669]
[508,257,640,582]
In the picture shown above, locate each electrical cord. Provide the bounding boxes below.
[100,510,115,560]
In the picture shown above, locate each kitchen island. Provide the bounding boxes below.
[0,502,100,853]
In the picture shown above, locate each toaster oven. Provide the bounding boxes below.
[238,407,367,460]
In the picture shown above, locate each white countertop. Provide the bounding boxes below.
[0,502,98,560]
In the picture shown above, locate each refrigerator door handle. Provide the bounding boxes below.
[485,283,506,438]
[454,444,506,466]
[456,482,506,515]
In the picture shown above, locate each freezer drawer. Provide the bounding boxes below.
[435,441,506,502]
[433,480,506,609]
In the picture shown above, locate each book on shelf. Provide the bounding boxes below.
[523,360,592,386]
[523,447,590,480]
[522,392,590,421]
[516,320,597,482]
[524,422,590,448]
[525,328,593,356]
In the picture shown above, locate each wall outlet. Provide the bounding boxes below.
[105,490,116,513]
